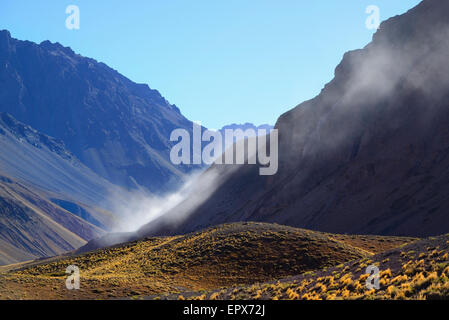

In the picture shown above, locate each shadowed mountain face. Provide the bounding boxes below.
[0,112,123,209]
[0,31,200,193]
[0,112,126,265]
[140,0,449,237]
[0,174,104,265]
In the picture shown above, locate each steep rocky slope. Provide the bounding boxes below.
[0,30,201,193]
[0,113,125,265]
[0,112,124,209]
[140,0,449,237]
[0,174,104,265]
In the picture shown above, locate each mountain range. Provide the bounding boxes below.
[0,30,206,264]
[2,0,449,301]
[138,0,449,238]
[219,123,274,150]
[219,123,273,133]
[2,0,449,267]
[0,112,125,264]
[0,29,202,194]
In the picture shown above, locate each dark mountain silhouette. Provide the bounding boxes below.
[0,30,201,193]
[139,0,449,238]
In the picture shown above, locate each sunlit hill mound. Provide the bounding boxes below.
[0,222,415,300]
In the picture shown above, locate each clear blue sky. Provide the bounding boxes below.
[0,0,421,129]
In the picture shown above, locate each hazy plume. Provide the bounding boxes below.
[109,169,224,232]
